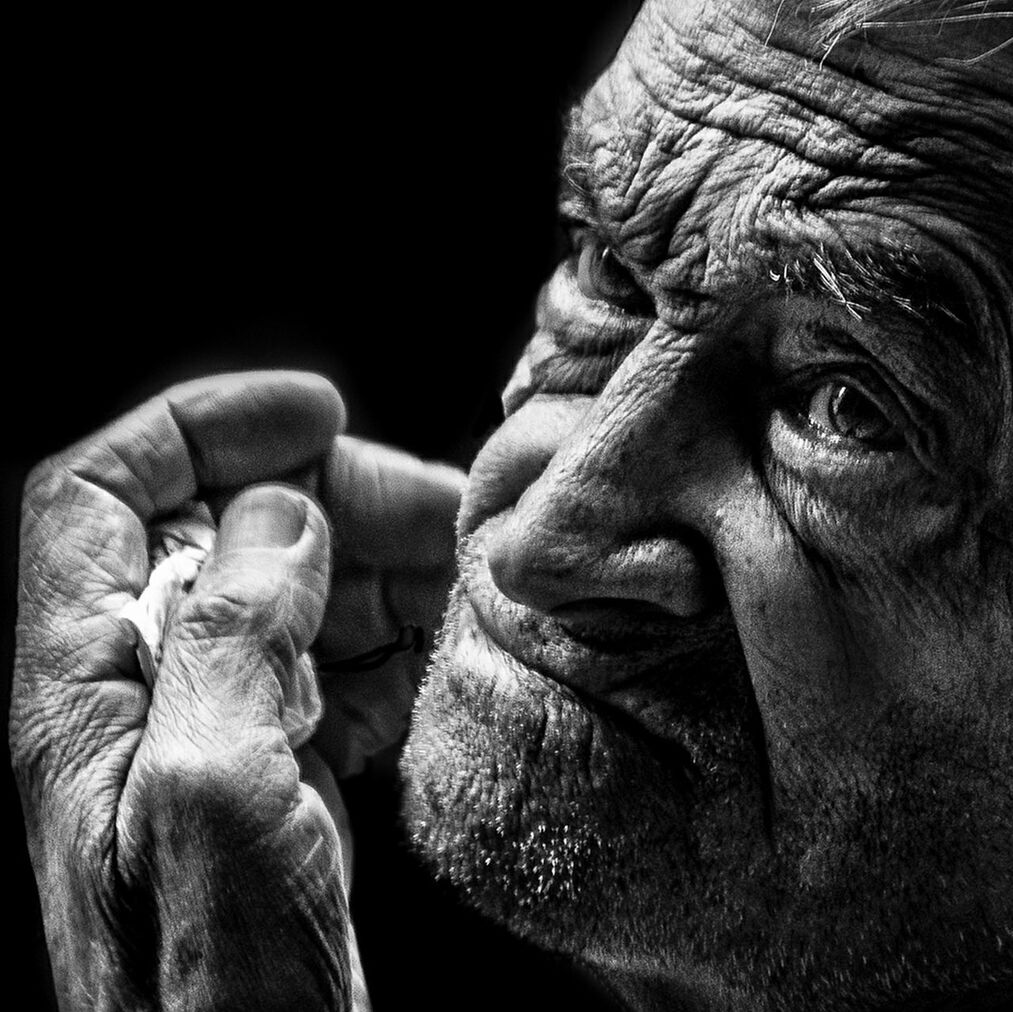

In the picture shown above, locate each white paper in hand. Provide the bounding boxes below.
[119,501,324,749]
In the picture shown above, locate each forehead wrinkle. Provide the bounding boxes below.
[561,101,994,382]
[599,28,1003,221]
[573,2,1010,269]
[563,3,1010,391]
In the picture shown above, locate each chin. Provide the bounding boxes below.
[399,577,768,985]
[399,578,1012,1010]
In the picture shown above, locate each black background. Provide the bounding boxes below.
[5,4,641,1007]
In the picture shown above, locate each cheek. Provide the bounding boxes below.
[765,444,970,583]
[716,479,1005,818]
[716,484,903,757]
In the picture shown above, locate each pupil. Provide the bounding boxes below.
[593,245,624,293]
[576,239,648,312]
[830,385,888,441]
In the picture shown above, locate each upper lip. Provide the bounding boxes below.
[462,534,774,829]
[465,547,728,700]
[460,535,769,805]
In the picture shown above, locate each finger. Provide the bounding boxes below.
[313,653,418,778]
[19,371,344,627]
[145,484,331,770]
[321,435,466,570]
[296,746,353,882]
[315,568,454,659]
[40,370,345,520]
[12,381,341,978]
[123,495,346,1008]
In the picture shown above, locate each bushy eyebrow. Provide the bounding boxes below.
[557,103,973,340]
[807,0,1013,61]
[765,245,971,338]
[557,106,600,223]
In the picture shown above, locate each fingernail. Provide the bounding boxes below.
[218,485,307,551]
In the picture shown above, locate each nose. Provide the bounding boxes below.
[482,344,728,620]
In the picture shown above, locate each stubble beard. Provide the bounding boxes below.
[397,563,768,984]
[397,553,1013,1009]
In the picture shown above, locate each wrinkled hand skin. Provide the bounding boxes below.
[402,3,1013,1011]
[10,373,463,1010]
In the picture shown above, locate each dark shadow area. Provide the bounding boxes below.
[6,4,640,1005]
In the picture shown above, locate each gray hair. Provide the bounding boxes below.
[807,0,1013,58]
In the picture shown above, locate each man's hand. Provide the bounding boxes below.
[311,435,465,777]
[10,372,464,1010]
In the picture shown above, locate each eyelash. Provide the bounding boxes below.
[548,229,924,462]
[774,368,910,454]
[561,223,654,316]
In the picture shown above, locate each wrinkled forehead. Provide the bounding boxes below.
[610,0,1013,109]
[576,0,1012,267]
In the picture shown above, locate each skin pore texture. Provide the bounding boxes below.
[401,2,1013,1010]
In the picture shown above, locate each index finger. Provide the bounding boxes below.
[40,371,346,519]
[321,436,466,570]
[21,371,346,612]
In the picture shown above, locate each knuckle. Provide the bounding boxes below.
[176,583,253,635]
[21,455,66,518]
[145,748,242,808]
[175,578,298,673]
[137,739,294,838]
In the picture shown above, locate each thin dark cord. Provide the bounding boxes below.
[317,625,426,675]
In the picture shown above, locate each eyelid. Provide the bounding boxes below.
[558,214,594,251]
[803,379,906,450]
[558,219,655,315]
[558,202,617,249]
[779,367,907,430]
[771,365,956,481]
[771,318,948,422]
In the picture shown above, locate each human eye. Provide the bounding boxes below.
[763,359,922,486]
[499,217,654,417]
[756,336,965,576]
[563,222,653,316]
[789,375,906,451]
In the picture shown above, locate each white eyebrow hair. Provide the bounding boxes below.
[805,0,1013,59]
[557,107,598,216]
[557,126,972,337]
[764,243,970,336]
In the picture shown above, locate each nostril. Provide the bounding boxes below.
[551,598,681,624]
[548,598,687,645]
[546,597,732,654]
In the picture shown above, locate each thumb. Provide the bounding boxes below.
[150,484,331,762]
[122,491,348,1008]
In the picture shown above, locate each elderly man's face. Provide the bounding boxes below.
[402,0,1012,1007]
